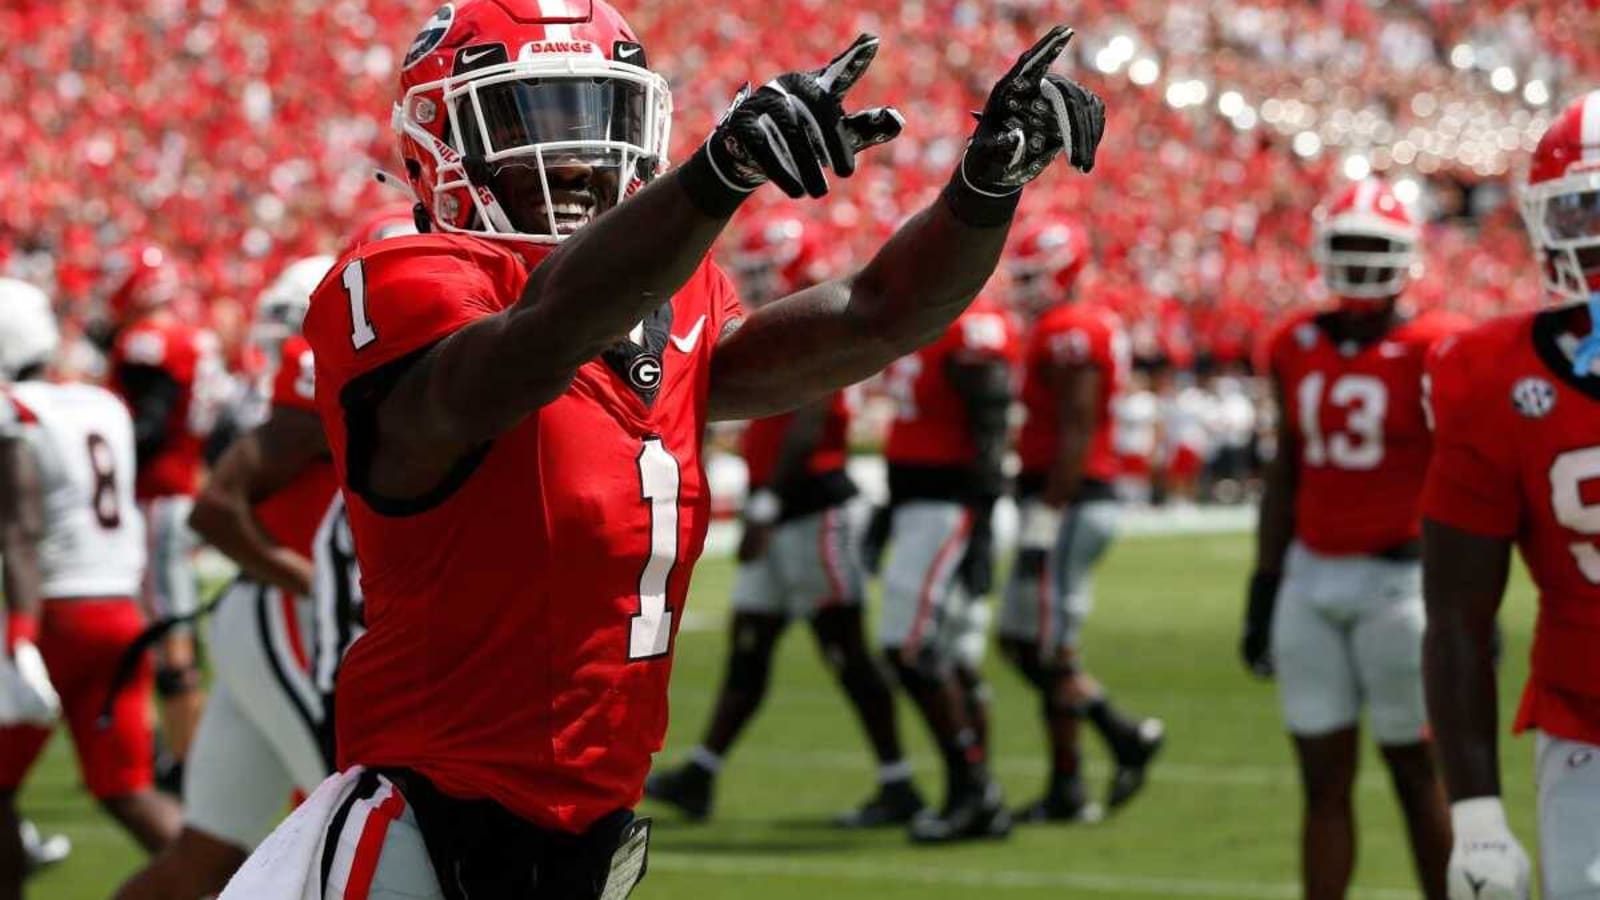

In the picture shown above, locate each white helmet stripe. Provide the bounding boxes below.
[1353,177,1380,213]
[1584,91,1600,162]
[538,0,575,40]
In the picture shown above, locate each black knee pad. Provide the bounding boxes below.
[954,665,992,709]
[1000,638,1051,689]
[884,648,949,695]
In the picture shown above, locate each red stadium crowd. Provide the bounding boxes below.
[2,0,1598,372]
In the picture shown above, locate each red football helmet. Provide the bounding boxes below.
[340,203,421,258]
[108,244,181,322]
[1312,178,1421,301]
[395,0,673,245]
[1008,218,1089,313]
[1521,90,1600,301]
[730,212,829,305]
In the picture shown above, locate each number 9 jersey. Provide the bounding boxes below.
[1422,306,1600,746]
[1266,308,1469,555]
[303,233,743,834]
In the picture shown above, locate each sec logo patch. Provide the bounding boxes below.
[1511,377,1556,419]
[628,354,662,391]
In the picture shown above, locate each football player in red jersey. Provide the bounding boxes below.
[106,246,226,779]
[114,256,358,900]
[645,213,919,827]
[878,294,1021,840]
[1000,219,1163,824]
[1423,90,1600,900]
[218,2,1104,895]
[1247,179,1467,900]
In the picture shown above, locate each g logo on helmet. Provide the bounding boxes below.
[628,354,662,391]
[404,4,456,71]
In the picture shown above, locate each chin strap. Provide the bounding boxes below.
[1574,291,1600,377]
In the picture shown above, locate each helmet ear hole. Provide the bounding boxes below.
[405,159,423,180]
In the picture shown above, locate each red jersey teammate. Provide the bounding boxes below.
[646,213,919,829]
[1000,219,1163,824]
[219,3,1104,896]
[1246,179,1467,900]
[114,256,351,900]
[107,246,226,776]
[1423,91,1600,900]
[879,294,1020,839]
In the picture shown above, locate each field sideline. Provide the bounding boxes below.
[23,531,1541,899]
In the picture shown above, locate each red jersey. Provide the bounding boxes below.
[304,234,740,832]
[1018,301,1129,482]
[883,300,1020,467]
[1422,306,1600,746]
[1268,308,1468,555]
[110,316,224,499]
[741,390,850,487]
[250,335,337,560]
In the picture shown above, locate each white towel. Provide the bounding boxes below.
[219,767,367,900]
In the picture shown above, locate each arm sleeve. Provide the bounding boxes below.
[1420,337,1522,538]
[304,242,505,405]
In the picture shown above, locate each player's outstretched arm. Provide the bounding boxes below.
[1422,518,1511,802]
[189,408,326,597]
[708,27,1105,420]
[381,36,900,476]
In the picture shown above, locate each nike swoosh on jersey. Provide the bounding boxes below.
[671,315,707,353]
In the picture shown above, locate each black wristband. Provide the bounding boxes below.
[941,162,1023,228]
[677,144,754,219]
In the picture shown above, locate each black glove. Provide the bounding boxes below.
[1241,570,1280,678]
[687,34,904,209]
[946,27,1106,225]
[860,504,893,575]
[958,499,997,596]
[737,521,774,564]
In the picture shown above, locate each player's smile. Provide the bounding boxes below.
[487,160,618,236]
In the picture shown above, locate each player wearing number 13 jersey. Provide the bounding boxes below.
[216,2,1105,897]
[1246,179,1466,900]
[1423,90,1600,900]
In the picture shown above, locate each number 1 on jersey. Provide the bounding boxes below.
[344,261,378,350]
[630,438,681,660]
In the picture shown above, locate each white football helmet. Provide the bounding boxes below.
[251,256,335,355]
[0,279,60,382]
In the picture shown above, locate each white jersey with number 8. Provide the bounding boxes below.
[2,382,145,600]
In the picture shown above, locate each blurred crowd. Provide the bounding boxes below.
[2,0,1597,377]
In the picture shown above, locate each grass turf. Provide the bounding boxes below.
[24,531,1539,899]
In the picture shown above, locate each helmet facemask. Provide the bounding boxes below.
[401,54,671,244]
[1315,229,1418,301]
[1521,170,1600,302]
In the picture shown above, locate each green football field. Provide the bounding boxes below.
[23,530,1541,900]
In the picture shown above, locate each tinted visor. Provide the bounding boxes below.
[1544,189,1600,244]
[461,77,648,158]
